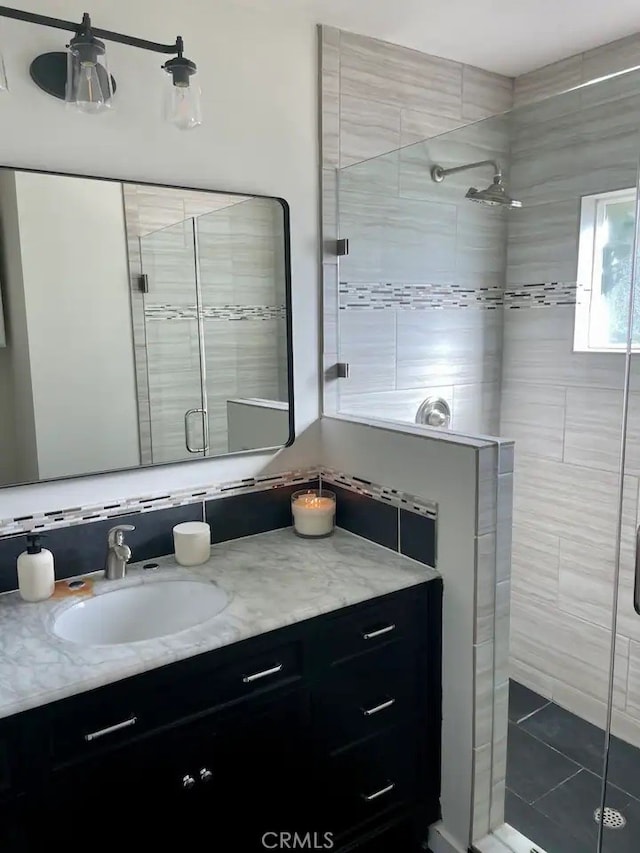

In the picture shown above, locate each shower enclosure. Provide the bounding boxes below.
[138,197,288,464]
[332,66,640,852]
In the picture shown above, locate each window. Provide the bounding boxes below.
[575,187,639,352]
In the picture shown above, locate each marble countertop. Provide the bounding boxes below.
[0,528,439,720]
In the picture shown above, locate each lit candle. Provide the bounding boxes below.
[291,489,336,538]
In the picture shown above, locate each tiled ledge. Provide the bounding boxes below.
[324,413,499,449]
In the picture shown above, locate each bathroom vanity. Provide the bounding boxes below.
[0,530,441,852]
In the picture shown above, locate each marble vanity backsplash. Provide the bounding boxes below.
[0,468,437,593]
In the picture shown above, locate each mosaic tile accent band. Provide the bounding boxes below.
[144,304,286,321]
[504,281,577,309]
[321,468,437,519]
[339,281,503,310]
[339,281,579,310]
[0,468,438,538]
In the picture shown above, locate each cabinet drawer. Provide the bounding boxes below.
[172,640,303,719]
[48,684,149,766]
[325,728,418,834]
[321,593,418,666]
[48,641,302,765]
[316,644,418,751]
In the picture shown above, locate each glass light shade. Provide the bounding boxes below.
[0,51,8,92]
[164,77,202,130]
[66,43,112,114]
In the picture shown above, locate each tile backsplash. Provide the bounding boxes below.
[0,469,318,538]
[0,502,204,594]
[206,481,319,543]
[0,468,438,594]
[331,483,399,550]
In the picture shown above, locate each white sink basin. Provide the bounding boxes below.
[52,579,229,646]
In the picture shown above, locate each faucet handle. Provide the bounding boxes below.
[107,524,136,548]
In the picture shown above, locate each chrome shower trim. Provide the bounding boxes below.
[430,158,522,208]
[415,396,451,429]
[430,159,502,183]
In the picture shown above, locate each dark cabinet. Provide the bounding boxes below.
[2,581,441,853]
[44,689,309,849]
[0,799,28,852]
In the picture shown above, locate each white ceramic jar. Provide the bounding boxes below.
[173,521,211,566]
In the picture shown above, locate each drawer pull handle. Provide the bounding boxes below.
[362,698,396,717]
[361,781,395,802]
[362,624,396,640]
[242,663,283,683]
[84,716,137,742]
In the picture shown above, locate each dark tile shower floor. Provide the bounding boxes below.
[506,680,640,853]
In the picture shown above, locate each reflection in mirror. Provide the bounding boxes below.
[0,170,292,487]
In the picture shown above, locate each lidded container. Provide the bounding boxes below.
[17,533,55,602]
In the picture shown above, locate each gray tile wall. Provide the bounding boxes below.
[504,49,640,748]
[513,32,640,107]
[473,441,514,837]
[320,26,513,435]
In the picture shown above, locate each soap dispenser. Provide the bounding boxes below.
[17,533,55,602]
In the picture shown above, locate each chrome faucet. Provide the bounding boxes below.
[105,525,136,580]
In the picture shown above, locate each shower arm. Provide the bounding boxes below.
[431,159,502,183]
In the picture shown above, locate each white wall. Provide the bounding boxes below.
[0,0,319,517]
[13,172,140,478]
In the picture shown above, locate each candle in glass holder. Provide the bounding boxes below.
[291,489,336,538]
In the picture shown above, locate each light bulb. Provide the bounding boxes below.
[162,48,202,131]
[66,15,113,114]
[74,62,108,113]
[165,81,202,130]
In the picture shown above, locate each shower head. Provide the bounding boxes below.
[465,176,522,209]
[431,159,522,209]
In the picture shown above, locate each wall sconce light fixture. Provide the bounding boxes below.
[0,6,202,129]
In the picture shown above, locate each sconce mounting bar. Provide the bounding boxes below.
[0,5,183,54]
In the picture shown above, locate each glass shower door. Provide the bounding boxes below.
[333,73,640,853]
[603,103,640,852]
[497,67,640,853]
[195,198,288,455]
[140,219,206,464]
[336,120,508,433]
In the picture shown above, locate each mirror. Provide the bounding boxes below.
[0,168,293,487]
